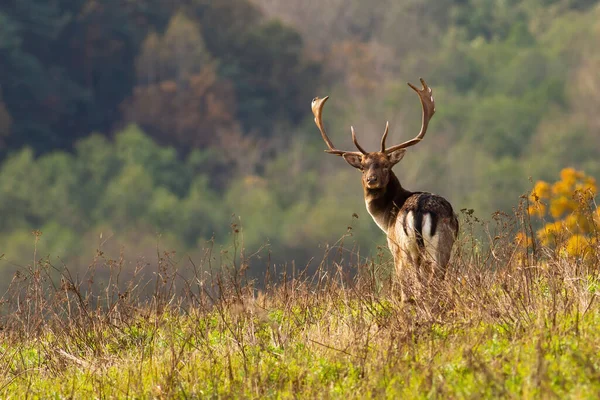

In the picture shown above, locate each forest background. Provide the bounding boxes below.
[1,0,599,290]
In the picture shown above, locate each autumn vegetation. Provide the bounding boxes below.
[1,0,600,282]
[1,175,600,397]
[1,0,600,397]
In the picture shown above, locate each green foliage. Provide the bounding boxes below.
[0,149,41,229]
[0,126,383,268]
[0,0,319,155]
[464,95,541,157]
[226,176,284,251]
[450,0,529,41]
[1,0,600,278]
[224,19,321,135]
[0,127,216,264]
[113,125,191,196]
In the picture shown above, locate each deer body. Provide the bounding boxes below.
[312,78,458,282]
[365,172,458,279]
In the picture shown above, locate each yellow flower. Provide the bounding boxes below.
[564,213,592,234]
[549,196,575,219]
[552,180,572,197]
[520,169,599,252]
[580,176,598,195]
[515,232,533,248]
[560,167,578,186]
[530,180,550,201]
[565,234,592,258]
[537,221,565,246]
[528,202,546,218]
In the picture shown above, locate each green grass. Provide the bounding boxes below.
[2,274,600,399]
[2,211,600,399]
[2,302,600,399]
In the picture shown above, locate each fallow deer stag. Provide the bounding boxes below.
[311,78,458,285]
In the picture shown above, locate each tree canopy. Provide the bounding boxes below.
[1,0,599,284]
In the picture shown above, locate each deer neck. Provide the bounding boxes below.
[364,172,412,233]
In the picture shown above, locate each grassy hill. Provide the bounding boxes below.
[1,201,599,398]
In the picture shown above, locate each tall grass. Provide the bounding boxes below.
[1,198,599,398]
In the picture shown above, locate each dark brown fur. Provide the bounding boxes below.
[344,151,458,281]
[311,78,458,290]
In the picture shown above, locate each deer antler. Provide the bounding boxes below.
[383,78,436,154]
[351,126,368,154]
[380,121,389,152]
[311,96,366,156]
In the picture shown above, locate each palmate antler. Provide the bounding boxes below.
[312,78,436,156]
[382,78,436,153]
[311,96,366,157]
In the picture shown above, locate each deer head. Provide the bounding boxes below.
[311,78,436,194]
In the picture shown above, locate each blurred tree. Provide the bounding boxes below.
[121,13,238,151]
[475,157,530,216]
[527,112,600,181]
[432,31,482,93]
[0,4,89,153]
[138,12,212,83]
[189,0,262,61]
[177,176,226,246]
[186,0,321,136]
[568,14,600,139]
[185,148,232,192]
[463,95,542,157]
[571,55,600,134]
[55,0,174,143]
[253,0,371,50]
[328,41,384,97]
[122,66,237,150]
[0,149,40,229]
[226,20,321,135]
[278,167,384,253]
[72,133,121,225]
[264,137,320,209]
[96,164,154,229]
[33,152,82,228]
[0,0,599,279]
[0,0,175,155]
[450,0,529,41]
[113,125,192,196]
[0,91,12,150]
[254,0,451,55]
[225,175,283,251]
[148,187,182,233]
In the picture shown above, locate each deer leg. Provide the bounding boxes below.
[389,240,410,303]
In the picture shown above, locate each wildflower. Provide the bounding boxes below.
[549,195,574,219]
[530,180,550,201]
[565,234,592,258]
[537,221,564,246]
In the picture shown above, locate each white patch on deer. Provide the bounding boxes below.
[392,211,419,261]
[404,211,415,233]
[365,199,387,233]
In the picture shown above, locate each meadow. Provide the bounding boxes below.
[2,1,600,398]
[1,183,600,399]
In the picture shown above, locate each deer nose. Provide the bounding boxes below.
[367,176,377,184]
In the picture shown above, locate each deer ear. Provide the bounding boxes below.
[342,153,363,169]
[388,149,406,165]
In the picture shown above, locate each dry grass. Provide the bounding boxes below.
[1,203,600,399]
